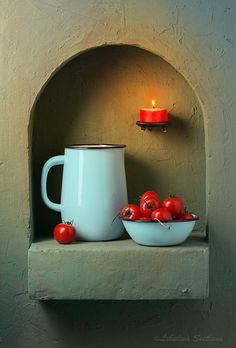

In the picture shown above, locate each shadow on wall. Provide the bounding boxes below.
[30,44,206,239]
[39,299,218,347]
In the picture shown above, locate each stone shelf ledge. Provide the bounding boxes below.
[28,236,209,300]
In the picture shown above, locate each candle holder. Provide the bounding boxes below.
[138,100,169,131]
[136,121,169,132]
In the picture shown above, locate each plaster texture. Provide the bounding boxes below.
[28,237,209,300]
[1,1,236,347]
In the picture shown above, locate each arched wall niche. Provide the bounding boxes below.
[29,44,206,239]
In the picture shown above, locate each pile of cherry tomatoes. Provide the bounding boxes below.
[120,190,195,221]
[53,190,196,244]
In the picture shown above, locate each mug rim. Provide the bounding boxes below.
[65,144,126,149]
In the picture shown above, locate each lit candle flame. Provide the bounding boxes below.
[152,100,156,108]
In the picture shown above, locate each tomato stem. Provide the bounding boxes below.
[62,220,74,225]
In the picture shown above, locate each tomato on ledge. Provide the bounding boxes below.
[54,223,76,244]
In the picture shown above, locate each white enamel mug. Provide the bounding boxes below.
[41,144,128,241]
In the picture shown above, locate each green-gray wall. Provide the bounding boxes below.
[1,1,236,347]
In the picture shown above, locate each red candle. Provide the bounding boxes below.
[140,100,168,123]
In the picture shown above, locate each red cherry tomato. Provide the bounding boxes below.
[54,223,76,244]
[162,196,184,218]
[140,190,159,202]
[152,208,173,221]
[139,217,151,221]
[140,197,162,218]
[120,204,141,220]
[178,212,194,220]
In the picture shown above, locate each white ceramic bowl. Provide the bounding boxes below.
[121,215,198,246]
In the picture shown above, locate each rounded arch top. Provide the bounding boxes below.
[29,41,206,124]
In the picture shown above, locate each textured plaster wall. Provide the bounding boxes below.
[32,44,205,238]
[1,1,236,347]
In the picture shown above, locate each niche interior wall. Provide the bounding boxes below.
[30,44,206,239]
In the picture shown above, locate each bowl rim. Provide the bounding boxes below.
[120,214,199,223]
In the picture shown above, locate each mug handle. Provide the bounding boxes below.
[41,155,64,212]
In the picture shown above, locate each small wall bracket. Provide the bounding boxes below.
[136,121,169,132]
